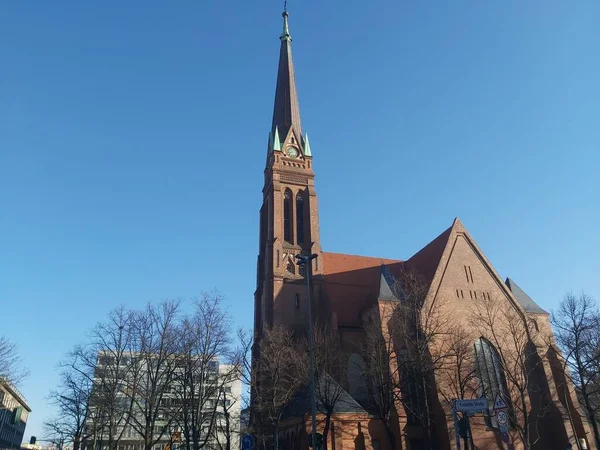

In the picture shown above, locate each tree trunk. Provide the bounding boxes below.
[383,421,396,450]
[422,376,434,450]
[322,413,332,450]
[183,418,191,450]
[192,426,200,450]
[224,408,231,450]
[520,393,530,450]
[582,392,600,450]
[145,426,153,450]
[273,422,279,450]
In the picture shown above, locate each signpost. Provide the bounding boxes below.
[241,434,255,450]
[496,410,508,426]
[454,398,488,414]
[493,394,508,411]
[493,395,511,448]
[452,399,487,450]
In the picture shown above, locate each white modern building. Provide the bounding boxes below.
[0,380,30,450]
[84,353,241,450]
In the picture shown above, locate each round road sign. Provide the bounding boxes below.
[242,435,255,450]
[497,410,508,425]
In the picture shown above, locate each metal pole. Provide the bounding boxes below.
[452,401,460,450]
[297,254,318,449]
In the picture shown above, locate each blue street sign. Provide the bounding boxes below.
[242,434,255,450]
[454,398,488,414]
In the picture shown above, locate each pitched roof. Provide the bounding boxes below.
[321,252,402,327]
[282,374,367,419]
[271,11,302,143]
[404,222,454,286]
[506,277,548,314]
[378,265,402,302]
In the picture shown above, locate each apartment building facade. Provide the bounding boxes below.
[84,353,241,450]
[0,381,30,450]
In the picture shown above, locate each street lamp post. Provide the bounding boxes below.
[296,253,319,450]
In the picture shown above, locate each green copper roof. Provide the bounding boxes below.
[280,11,291,41]
[303,132,312,156]
[273,126,281,151]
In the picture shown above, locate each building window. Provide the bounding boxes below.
[283,189,293,244]
[296,193,305,244]
[295,293,300,309]
[286,260,295,274]
[474,337,510,426]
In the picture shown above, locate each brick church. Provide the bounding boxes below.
[252,10,594,450]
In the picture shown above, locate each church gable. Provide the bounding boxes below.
[421,220,528,331]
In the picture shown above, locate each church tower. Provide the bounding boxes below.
[254,9,323,339]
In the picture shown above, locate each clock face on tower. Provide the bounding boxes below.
[285,146,299,158]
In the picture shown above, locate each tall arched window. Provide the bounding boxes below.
[283,189,293,244]
[296,193,305,244]
[474,338,510,425]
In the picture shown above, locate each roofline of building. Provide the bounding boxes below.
[0,378,31,412]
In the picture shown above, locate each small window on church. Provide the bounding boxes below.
[296,193,305,244]
[284,189,293,244]
[286,260,295,275]
[529,319,539,332]
[295,293,300,309]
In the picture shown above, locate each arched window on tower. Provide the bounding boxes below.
[474,337,511,426]
[283,189,293,244]
[296,192,305,245]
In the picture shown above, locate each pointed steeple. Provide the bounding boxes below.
[303,132,312,156]
[272,9,302,143]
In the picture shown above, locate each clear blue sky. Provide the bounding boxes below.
[1,0,599,441]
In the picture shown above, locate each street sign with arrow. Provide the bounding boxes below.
[241,435,255,450]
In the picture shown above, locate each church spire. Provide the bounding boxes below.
[272,8,302,144]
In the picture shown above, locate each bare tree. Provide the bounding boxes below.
[175,292,239,450]
[360,268,452,450]
[211,380,241,450]
[44,418,70,450]
[361,306,399,450]
[243,325,305,450]
[0,336,29,386]
[300,324,346,450]
[127,300,183,450]
[69,306,137,450]
[436,326,478,403]
[470,294,543,450]
[552,292,600,449]
[435,326,479,450]
[45,366,95,450]
[390,268,453,450]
